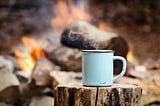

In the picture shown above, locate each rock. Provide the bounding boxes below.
[5,56,21,71]
[61,20,129,57]
[0,56,14,72]
[48,46,82,72]
[31,57,60,86]
[0,68,20,104]
[50,71,82,89]
[47,45,124,73]
[148,59,160,70]
[128,70,160,82]
[20,80,53,103]
[0,102,13,106]
[41,34,61,54]
[29,96,54,106]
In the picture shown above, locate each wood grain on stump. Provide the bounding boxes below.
[54,83,142,106]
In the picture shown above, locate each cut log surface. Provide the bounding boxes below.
[54,83,142,106]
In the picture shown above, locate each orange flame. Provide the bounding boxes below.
[14,36,45,71]
[51,0,91,31]
[126,51,134,63]
[51,0,112,33]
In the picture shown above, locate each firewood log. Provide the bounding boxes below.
[61,20,129,57]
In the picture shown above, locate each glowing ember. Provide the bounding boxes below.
[14,36,45,72]
[127,51,147,71]
[98,21,111,31]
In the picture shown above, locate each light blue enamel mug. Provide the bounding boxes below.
[82,50,127,86]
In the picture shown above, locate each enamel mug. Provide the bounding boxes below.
[82,50,127,86]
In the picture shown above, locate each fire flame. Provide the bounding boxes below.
[126,51,134,63]
[14,37,45,72]
[51,0,111,33]
[51,0,91,31]
[51,0,112,32]
[127,51,148,71]
[14,0,111,72]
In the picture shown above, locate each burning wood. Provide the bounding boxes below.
[126,51,135,64]
[61,20,129,57]
[126,50,160,72]
[14,36,46,76]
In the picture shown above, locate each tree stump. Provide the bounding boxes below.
[54,83,142,106]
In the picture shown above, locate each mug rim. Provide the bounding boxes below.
[81,50,114,53]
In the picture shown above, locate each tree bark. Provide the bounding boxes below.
[54,83,142,106]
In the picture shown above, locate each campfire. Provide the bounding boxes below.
[0,0,160,106]
[14,37,45,72]
[126,50,146,72]
[126,50,156,72]
[127,51,135,64]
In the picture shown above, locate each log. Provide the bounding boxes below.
[54,83,142,106]
[61,20,129,57]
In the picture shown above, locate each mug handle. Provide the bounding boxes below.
[113,56,127,82]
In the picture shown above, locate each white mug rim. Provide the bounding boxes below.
[81,50,114,53]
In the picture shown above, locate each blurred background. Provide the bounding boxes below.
[0,0,159,106]
[0,0,159,62]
